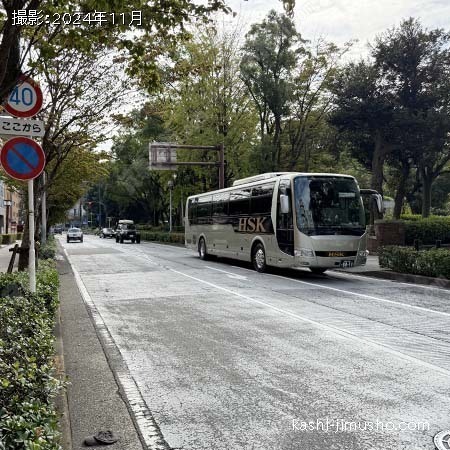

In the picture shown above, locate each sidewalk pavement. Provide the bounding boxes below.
[0,243,145,450]
[0,241,21,272]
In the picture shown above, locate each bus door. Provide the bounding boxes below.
[212,192,230,254]
[276,179,295,261]
[229,188,252,257]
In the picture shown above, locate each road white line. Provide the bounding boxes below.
[205,265,248,280]
[168,266,450,378]
[331,269,450,292]
[269,273,450,318]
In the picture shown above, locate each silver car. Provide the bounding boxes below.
[67,227,83,243]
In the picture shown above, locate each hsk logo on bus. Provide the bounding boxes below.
[238,217,268,233]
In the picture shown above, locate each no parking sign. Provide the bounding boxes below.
[0,136,45,181]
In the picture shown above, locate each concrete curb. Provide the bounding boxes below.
[337,269,450,289]
[54,304,73,450]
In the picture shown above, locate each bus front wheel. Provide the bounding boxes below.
[310,268,327,274]
[252,243,266,273]
[198,238,209,260]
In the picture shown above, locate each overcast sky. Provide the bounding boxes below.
[224,0,450,59]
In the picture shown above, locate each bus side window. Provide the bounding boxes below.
[213,192,229,216]
[197,196,212,224]
[229,189,251,216]
[251,183,275,215]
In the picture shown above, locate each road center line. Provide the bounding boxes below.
[168,266,450,378]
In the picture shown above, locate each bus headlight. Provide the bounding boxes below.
[358,250,369,257]
[295,248,315,257]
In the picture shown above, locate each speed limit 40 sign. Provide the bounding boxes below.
[4,75,43,118]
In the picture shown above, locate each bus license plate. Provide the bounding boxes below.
[340,260,354,268]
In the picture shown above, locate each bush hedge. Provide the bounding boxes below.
[379,246,450,279]
[38,236,57,261]
[137,225,185,233]
[0,261,62,450]
[403,216,450,245]
[140,231,184,244]
[0,234,23,245]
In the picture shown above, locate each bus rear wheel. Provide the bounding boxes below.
[310,268,327,274]
[198,238,208,260]
[252,243,266,273]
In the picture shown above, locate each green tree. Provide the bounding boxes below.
[1,0,296,99]
[18,44,126,269]
[162,22,258,187]
[284,38,349,171]
[374,18,450,217]
[240,10,302,171]
[330,60,395,196]
[100,107,169,225]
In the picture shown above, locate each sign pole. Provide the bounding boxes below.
[1,76,44,294]
[41,171,46,245]
[28,179,36,293]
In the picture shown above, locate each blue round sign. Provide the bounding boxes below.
[0,137,45,181]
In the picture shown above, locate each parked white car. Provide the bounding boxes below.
[67,227,83,243]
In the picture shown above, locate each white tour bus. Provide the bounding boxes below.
[185,172,380,273]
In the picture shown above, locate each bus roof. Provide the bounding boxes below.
[188,172,356,199]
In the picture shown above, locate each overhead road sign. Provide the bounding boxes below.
[4,75,43,118]
[0,136,46,181]
[0,116,45,137]
[149,142,225,188]
[149,142,178,170]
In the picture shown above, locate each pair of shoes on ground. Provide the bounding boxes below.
[84,430,119,446]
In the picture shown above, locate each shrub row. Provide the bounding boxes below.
[0,261,62,450]
[38,236,57,261]
[137,225,185,233]
[0,233,23,245]
[379,246,450,279]
[400,214,439,221]
[140,231,185,244]
[403,217,450,245]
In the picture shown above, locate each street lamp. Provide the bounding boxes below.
[4,199,12,234]
[167,174,177,233]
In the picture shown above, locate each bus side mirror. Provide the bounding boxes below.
[280,195,290,214]
[372,194,383,215]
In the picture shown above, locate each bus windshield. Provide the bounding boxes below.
[293,176,365,236]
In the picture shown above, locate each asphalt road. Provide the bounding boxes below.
[60,235,450,450]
